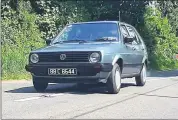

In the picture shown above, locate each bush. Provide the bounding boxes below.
[143,7,178,70]
[1,1,44,80]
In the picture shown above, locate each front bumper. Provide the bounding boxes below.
[25,62,113,83]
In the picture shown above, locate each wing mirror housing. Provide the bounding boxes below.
[46,38,53,46]
[124,36,134,43]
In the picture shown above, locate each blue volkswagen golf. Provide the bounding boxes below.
[25,21,148,94]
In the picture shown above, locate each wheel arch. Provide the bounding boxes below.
[142,57,148,68]
[112,55,123,73]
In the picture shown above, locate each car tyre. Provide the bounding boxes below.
[107,64,121,94]
[76,83,88,90]
[33,77,48,92]
[135,63,147,86]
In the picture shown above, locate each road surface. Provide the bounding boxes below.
[2,70,178,119]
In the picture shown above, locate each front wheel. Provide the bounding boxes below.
[106,64,121,94]
[33,77,48,92]
[76,83,87,90]
[135,63,147,86]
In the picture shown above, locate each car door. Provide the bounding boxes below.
[120,24,136,75]
[125,25,144,73]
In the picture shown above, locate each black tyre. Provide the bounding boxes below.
[135,63,147,86]
[76,83,88,90]
[33,77,48,92]
[107,64,121,94]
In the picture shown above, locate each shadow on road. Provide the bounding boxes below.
[5,70,178,94]
[135,93,178,99]
[5,83,136,94]
[148,70,178,77]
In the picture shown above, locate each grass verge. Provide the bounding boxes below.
[2,73,31,81]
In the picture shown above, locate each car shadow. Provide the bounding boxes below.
[148,70,178,77]
[4,70,178,94]
[5,83,136,94]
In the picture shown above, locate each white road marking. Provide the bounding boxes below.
[49,93,65,97]
[14,93,65,102]
[14,96,41,102]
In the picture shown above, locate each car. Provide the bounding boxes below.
[25,21,148,94]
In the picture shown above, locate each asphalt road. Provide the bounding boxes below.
[2,70,178,119]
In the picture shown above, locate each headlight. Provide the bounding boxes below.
[30,54,39,63]
[89,52,100,63]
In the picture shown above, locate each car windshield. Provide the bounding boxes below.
[52,23,119,44]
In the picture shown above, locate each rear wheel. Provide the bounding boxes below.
[33,77,48,92]
[107,64,121,94]
[135,63,147,86]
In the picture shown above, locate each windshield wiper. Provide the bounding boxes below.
[53,41,64,44]
[65,39,88,43]
[53,40,89,45]
[94,37,117,42]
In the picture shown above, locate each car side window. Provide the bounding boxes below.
[126,26,140,45]
[132,27,143,44]
[120,25,129,38]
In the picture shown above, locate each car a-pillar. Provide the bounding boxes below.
[106,58,123,94]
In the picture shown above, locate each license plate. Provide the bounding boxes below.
[48,68,77,75]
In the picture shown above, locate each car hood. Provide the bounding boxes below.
[32,42,117,53]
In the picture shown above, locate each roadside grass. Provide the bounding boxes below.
[2,73,31,81]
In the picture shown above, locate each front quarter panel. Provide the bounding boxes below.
[101,43,123,65]
[101,53,115,64]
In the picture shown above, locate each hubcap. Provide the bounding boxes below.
[115,68,121,89]
[142,65,147,83]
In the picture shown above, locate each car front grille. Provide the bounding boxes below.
[38,51,94,62]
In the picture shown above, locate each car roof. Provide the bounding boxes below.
[120,22,130,25]
[68,21,132,27]
[69,21,119,25]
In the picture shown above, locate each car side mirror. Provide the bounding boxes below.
[124,36,134,43]
[46,38,53,46]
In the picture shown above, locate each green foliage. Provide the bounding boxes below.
[143,6,178,70]
[2,1,44,80]
[33,0,91,39]
[158,1,178,34]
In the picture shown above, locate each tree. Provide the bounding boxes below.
[1,0,44,79]
[158,0,178,34]
[143,6,178,70]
